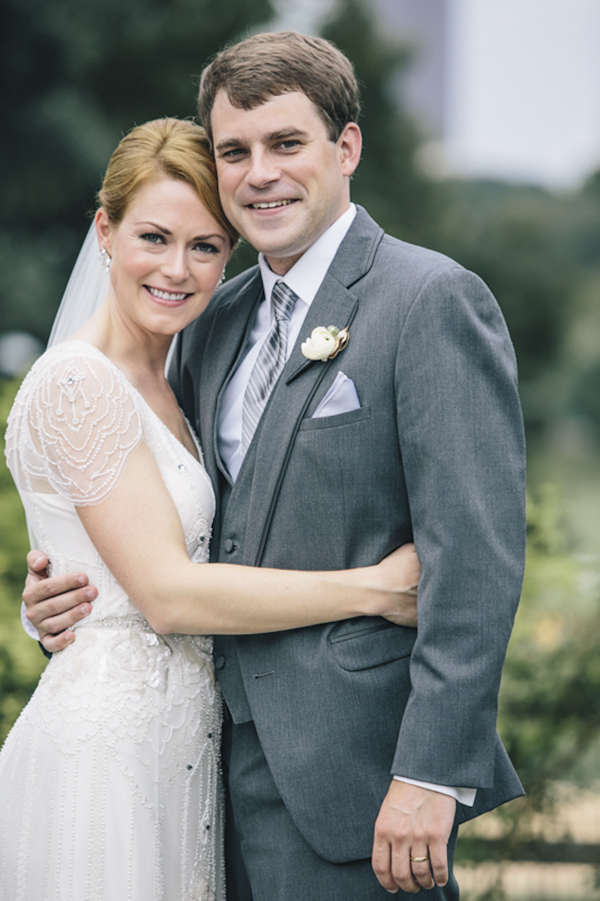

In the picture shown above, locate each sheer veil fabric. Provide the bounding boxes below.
[48,222,110,347]
[48,221,178,367]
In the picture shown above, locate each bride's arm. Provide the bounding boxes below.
[75,441,418,635]
[15,348,415,647]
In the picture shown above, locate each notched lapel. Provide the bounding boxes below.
[286,274,359,383]
[240,279,360,565]
[206,271,264,399]
[226,208,385,562]
[199,272,263,485]
[285,207,383,384]
[327,206,384,287]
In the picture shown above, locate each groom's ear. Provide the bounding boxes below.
[95,207,113,255]
[337,122,362,178]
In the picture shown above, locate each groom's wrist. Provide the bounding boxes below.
[393,775,476,807]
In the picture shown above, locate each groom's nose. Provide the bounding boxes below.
[246,148,281,188]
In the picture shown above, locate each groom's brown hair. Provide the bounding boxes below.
[197,31,360,148]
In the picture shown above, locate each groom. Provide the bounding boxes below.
[24,31,525,899]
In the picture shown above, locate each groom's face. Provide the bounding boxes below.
[211,90,361,275]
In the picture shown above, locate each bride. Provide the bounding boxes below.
[0,118,419,900]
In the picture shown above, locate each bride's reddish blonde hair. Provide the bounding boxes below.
[97,117,238,247]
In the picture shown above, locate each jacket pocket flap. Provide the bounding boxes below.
[328,618,416,671]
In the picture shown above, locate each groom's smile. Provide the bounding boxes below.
[211,90,362,275]
[248,199,297,210]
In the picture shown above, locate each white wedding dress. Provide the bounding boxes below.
[0,341,224,901]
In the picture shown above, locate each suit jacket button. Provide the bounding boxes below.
[224,539,234,553]
[215,656,226,670]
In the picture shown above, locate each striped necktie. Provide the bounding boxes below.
[241,280,298,455]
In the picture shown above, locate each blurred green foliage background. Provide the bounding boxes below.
[1,0,599,866]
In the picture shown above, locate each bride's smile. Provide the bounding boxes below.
[145,285,193,304]
[96,175,231,340]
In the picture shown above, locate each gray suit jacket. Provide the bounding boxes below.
[170,206,526,862]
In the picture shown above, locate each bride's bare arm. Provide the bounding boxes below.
[23,440,419,643]
[74,442,418,635]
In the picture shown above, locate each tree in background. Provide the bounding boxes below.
[500,487,600,812]
[303,0,600,448]
[322,0,443,246]
[429,179,600,450]
[4,0,599,445]
[0,0,274,341]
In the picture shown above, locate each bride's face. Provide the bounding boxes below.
[96,176,231,337]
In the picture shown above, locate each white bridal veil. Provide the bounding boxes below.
[47,220,178,368]
[47,222,110,348]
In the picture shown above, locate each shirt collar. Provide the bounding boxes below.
[258,204,357,312]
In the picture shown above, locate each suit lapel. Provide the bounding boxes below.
[221,208,385,564]
[235,207,384,565]
[239,274,360,565]
[198,270,263,489]
[285,206,384,384]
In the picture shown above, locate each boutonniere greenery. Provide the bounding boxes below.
[301,326,349,362]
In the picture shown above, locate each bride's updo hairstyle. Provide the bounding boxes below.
[97,117,238,247]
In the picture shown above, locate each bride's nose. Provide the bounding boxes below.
[161,245,189,281]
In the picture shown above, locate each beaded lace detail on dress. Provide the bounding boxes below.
[17,351,142,504]
[1,342,224,901]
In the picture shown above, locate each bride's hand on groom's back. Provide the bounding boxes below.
[23,550,97,652]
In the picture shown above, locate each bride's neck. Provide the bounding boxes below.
[71,300,197,457]
[73,304,172,389]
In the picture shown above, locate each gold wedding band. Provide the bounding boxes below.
[410,855,429,863]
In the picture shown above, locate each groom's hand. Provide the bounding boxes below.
[23,550,97,652]
[372,781,455,893]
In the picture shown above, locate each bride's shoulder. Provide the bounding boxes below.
[22,340,136,403]
[28,339,120,376]
[8,341,144,505]
[14,340,141,436]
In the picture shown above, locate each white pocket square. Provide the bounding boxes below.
[312,372,360,419]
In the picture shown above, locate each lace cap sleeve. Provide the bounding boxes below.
[7,344,143,506]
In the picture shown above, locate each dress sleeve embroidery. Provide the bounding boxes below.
[6,346,143,506]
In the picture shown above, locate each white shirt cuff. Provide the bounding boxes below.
[21,601,41,641]
[393,775,476,807]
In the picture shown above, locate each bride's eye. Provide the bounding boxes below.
[193,242,219,255]
[140,232,164,245]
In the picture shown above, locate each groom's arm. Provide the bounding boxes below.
[392,264,525,782]
[372,263,525,891]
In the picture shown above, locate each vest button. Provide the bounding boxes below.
[224,539,235,553]
[215,656,226,670]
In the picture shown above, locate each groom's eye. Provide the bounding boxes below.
[220,147,247,161]
[277,139,300,151]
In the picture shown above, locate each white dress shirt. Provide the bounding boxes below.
[216,204,475,807]
[217,205,357,482]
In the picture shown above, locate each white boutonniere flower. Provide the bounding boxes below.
[301,325,349,362]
